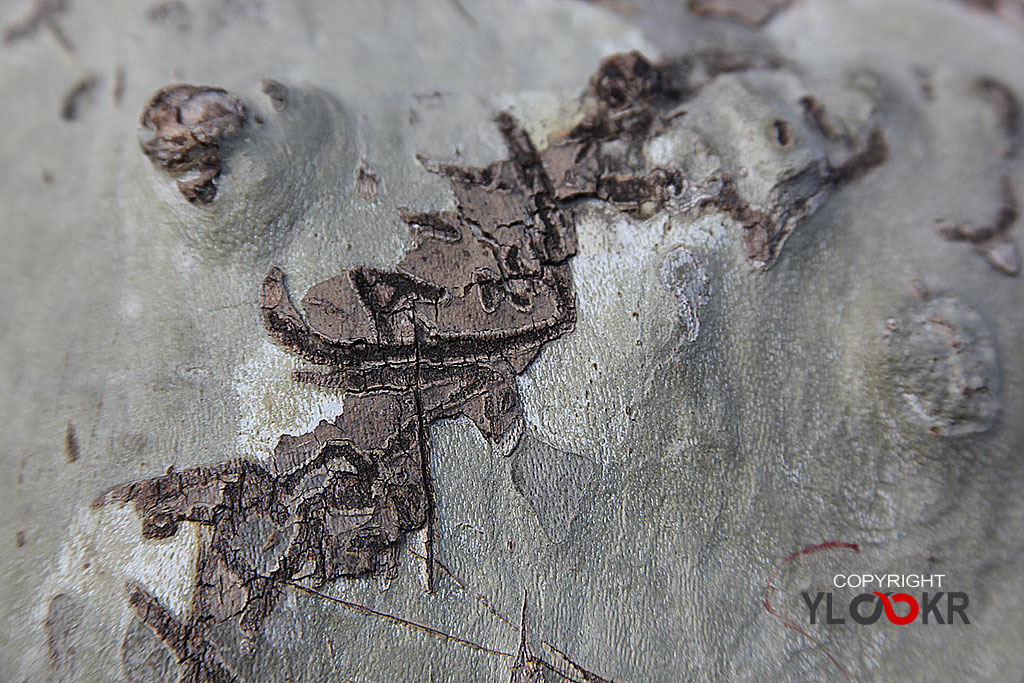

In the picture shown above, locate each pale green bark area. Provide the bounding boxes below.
[2,0,1023,681]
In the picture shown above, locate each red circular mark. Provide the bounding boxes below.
[872,592,920,625]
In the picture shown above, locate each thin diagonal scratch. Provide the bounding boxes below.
[408,549,517,631]
[281,580,514,659]
[407,551,619,682]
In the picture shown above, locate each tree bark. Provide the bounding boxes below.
[2,1,1023,681]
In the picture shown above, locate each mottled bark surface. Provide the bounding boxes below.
[2,1,1024,681]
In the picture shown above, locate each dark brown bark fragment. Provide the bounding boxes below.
[138,85,247,204]
[60,74,97,121]
[936,174,1020,275]
[800,95,847,142]
[63,421,79,462]
[830,127,889,185]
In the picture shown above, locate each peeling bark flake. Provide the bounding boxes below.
[97,111,580,681]
[538,51,886,265]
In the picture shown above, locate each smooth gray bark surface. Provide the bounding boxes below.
[2,1,1023,681]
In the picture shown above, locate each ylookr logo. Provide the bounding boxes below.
[764,542,972,679]
[802,575,970,626]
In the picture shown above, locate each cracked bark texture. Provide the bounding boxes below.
[90,113,582,676]
[3,1,1024,682]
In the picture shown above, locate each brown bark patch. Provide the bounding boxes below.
[63,421,79,462]
[138,85,247,204]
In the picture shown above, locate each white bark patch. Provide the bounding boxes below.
[518,206,725,462]
[54,505,201,622]
[233,339,346,463]
[660,246,711,343]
